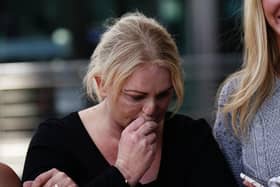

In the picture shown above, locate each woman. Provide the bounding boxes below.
[22,12,237,187]
[214,0,280,186]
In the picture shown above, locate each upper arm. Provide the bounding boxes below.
[22,121,76,182]
[213,80,243,186]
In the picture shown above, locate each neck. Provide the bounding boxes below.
[79,102,122,164]
[92,101,123,140]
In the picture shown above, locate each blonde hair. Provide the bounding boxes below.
[84,12,184,112]
[219,0,279,135]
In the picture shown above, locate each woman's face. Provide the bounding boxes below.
[106,63,173,128]
[262,0,280,37]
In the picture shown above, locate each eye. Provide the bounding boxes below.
[156,90,172,100]
[122,91,145,102]
[129,95,145,101]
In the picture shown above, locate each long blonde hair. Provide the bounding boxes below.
[83,12,184,112]
[220,0,279,135]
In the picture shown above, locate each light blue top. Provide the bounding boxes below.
[213,77,280,187]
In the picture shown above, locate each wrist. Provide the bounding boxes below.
[114,160,137,186]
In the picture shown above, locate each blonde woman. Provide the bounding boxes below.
[22,12,237,187]
[214,0,280,186]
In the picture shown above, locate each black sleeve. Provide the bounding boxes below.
[21,119,130,187]
[83,166,130,187]
[188,119,238,187]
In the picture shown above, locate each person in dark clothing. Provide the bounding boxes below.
[22,12,237,187]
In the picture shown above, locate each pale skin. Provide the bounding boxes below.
[243,180,256,187]
[23,63,173,187]
[262,0,280,47]
[23,169,78,187]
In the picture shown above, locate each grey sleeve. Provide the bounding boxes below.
[213,80,243,186]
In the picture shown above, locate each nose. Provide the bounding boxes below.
[142,99,157,119]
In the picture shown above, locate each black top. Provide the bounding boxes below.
[22,112,237,187]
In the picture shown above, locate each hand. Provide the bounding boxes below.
[243,180,256,187]
[115,116,159,186]
[23,168,78,187]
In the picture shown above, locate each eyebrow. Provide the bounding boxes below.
[123,86,173,95]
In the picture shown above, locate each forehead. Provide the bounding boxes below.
[123,63,172,90]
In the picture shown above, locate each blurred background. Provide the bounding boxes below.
[0,0,243,178]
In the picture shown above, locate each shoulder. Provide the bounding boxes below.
[165,112,211,139]
[217,76,240,105]
[38,112,80,131]
[30,112,81,146]
[164,113,225,157]
[220,76,239,97]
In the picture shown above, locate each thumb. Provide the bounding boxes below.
[23,181,33,187]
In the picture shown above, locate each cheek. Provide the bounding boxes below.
[118,97,143,115]
[111,98,141,127]
[263,0,278,17]
[158,97,173,111]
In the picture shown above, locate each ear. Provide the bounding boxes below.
[94,76,107,98]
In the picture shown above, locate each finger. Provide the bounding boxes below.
[44,170,77,187]
[23,181,33,187]
[61,176,72,186]
[44,170,66,187]
[145,132,157,144]
[138,121,158,136]
[32,168,58,187]
[125,116,145,132]
[243,181,248,186]
[61,176,77,187]
[243,181,255,187]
